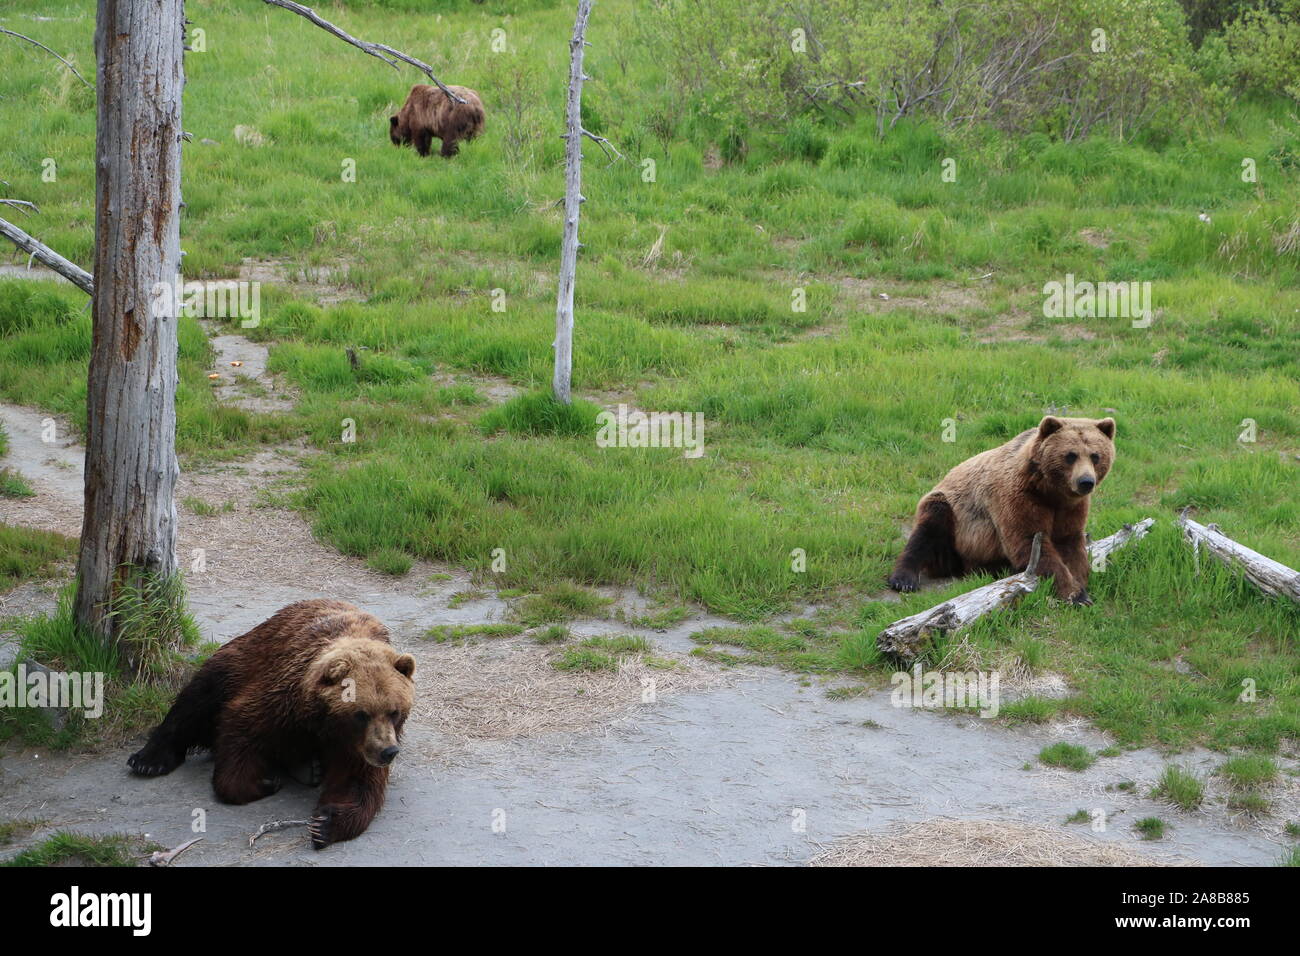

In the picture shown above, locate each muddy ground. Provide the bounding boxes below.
[0,326,1295,866]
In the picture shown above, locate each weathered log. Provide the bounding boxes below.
[1178,511,1300,603]
[0,215,94,294]
[552,0,593,405]
[1087,516,1155,571]
[877,519,1155,660]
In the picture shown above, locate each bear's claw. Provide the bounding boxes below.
[888,573,919,593]
[308,810,333,850]
[127,749,180,777]
[1068,589,1093,606]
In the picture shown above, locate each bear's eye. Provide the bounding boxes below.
[1090,453,1100,465]
[389,710,400,723]
[353,711,369,725]
[1065,452,1078,464]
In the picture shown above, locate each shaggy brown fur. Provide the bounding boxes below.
[390,84,485,158]
[889,416,1116,603]
[128,599,416,849]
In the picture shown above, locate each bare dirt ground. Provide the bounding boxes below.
[1,328,1296,866]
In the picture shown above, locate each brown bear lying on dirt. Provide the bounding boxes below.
[128,599,416,849]
[889,416,1116,604]
[390,83,485,158]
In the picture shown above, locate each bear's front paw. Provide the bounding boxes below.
[127,746,181,777]
[888,571,919,593]
[1068,589,1093,606]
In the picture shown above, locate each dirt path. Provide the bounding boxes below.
[1,365,1296,864]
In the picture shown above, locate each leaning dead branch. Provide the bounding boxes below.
[1179,511,1300,603]
[0,27,93,90]
[260,0,464,103]
[877,519,1155,660]
[0,215,94,294]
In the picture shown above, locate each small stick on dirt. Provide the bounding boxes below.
[877,519,1155,660]
[149,836,202,866]
[0,215,94,294]
[1178,510,1300,603]
[260,0,464,103]
[249,818,311,846]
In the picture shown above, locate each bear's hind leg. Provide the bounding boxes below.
[889,493,961,592]
[439,138,459,158]
[128,661,227,776]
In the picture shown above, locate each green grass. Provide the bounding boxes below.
[1038,742,1096,772]
[513,583,613,627]
[1,831,152,867]
[0,0,1297,762]
[0,523,75,590]
[423,622,524,642]
[1151,764,1206,811]
[0,469,35,499]
[1134,817,1167,841]
[1217,754,1279,790]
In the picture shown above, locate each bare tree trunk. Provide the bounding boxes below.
[74,0,185,666]
[552,0,592,405]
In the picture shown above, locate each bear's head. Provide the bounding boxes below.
[1029,416,1116,499]
[389,115,408,146]
[308,637,416,768]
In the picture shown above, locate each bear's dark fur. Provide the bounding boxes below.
[128,599,416,849]
[389,84,484,158]
[889,416,1117,603]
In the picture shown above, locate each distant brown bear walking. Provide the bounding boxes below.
[390,84,484,158]
[888,416,1116,604]
[128,599,416,849]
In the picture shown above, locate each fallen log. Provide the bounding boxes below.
[877,519,1155,660]
[1178,511,1300,604]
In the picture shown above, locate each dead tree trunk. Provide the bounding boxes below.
[73,0,185,666]
[552,0,593,405]
[1179,512,1300,603]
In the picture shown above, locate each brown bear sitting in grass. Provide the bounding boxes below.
[128,599,416,849]
[889,416,1116,604]
[390,83,484,158]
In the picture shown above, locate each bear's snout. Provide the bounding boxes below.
[379,746,400,766]
[1075,475,1096,494]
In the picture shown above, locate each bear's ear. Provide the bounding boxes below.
[1037,415,1064,439]
[394,654,416,679]
[321,656,352,685]
[1095,418,1116,440]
